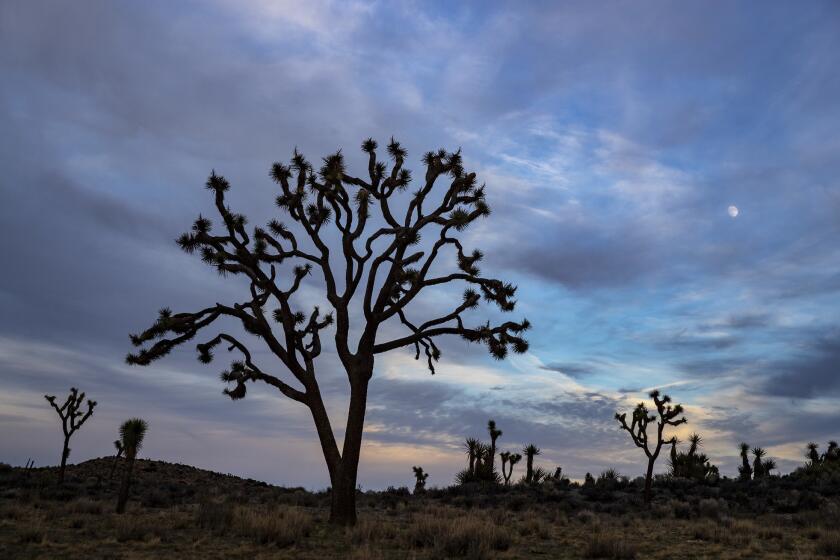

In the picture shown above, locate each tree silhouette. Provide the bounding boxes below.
[615,390,686,504]
[44,388,97,484]
[126,139,529,525]
[412,466,429,494]
[522,444,540,484]
[738,442,752,481]
[500,451,521,486]
[116,418,148,514]
[109,439,124,480]
[668,433,719,481]
[487,419,502,472]
[464,437,480,477]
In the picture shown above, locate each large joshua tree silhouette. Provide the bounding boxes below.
[44,388,97,484]
[615,390,686,504]
[126,139,529,525]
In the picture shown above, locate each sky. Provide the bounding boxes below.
[1,0,839,489]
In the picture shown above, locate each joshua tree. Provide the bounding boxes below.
[523,444,541,484]
[826,441,839,462]
[44,388,97,484]
[738,443,753,481]
[615,390,686,504]
[752,447,766,479]
[668,433,719,481]
[807,442,820,465]
[487,420,502,470]
[109,439,124,480]
[464,437,480,476]
[116,418,148,514]
[412,466,428,494]
[126,140,529,525]
[500,451,521,486]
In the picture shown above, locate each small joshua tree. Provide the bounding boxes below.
[738,443,753,481]
[752,447,768,479]
[464,437,480,476]
[523,444,541,484]
[412,466,429,494]
[500,451,521,486]
[116,418,148,514]
[615,390,686,504]
[826,441,839,462]
[44,388,97,484]
[807,442,820,465]
[487,420,502,471]
[669,433,719,481]
[109,439,124,480]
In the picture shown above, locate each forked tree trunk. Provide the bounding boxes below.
[116,454,136,514]
[328,374,369,526]
[58,435,70,484]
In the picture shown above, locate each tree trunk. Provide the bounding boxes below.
[109,454,120,480]
[328,373,370,526]
[116,455,135,514]
[58,436,70,484]
[526,456,533,484]
[644,458,655,504]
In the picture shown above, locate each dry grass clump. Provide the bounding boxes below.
[231,504,314,547]
[817,531,840,556]
[403,509,512,559]
[692,518,755,547]
[195,500,314,547]
[583,529,637,559]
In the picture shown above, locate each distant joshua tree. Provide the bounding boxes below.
[126,139,529,525]
[500,451,522,486]
[44,388,97,484]
[615,390,686,504]
[487,420,502,471]
[669,433,719,482]
[807,442,821,465]
[412,466,429,494]
[523,444,541,484]
[464,437,480,476]
[738,442,752,481]
[116,418,148,514]
[109,439,124,480]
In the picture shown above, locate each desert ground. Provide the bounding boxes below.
[2,459,839,559]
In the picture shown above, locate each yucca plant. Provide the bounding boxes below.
[523,444,541,484]
[752,447,767,479]
[44,388,97,484]
[464,437,480,475]
[116,418,148,514]
[738,442,752,481]
[669,433,719,481]
[807,442,821,465]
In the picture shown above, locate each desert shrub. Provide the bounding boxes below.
[196,499,235,535]
[404,511,512,558]
[69,498,103,515]
[17,523,45,544]
[114,515,160,542]
[575,509,599,525]
[517,515,551,539]
[233,505,314,547]
[583,530,637,559]
[817,532,840,556]
[698,498,726,519]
